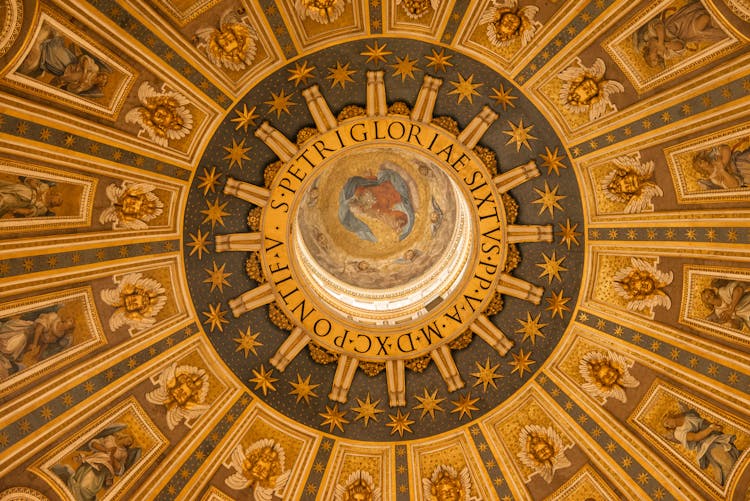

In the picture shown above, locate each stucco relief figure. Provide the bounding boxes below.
[338,167,415,244]
[517,424,571,483]
[613,257,673,312]
[18,25,110,97]
[145,363,209,430]
[334,470,381,501]
[225,438,290,501]
[396,0,439,19]
[661,404,742,486]
[692,141,750,190]
[51,424,141,501]
[0,309,75,379]
[294,0,350,24]
[193,9,257,71]
[480,0,541,49]
[636,1,727,69]
[601,155,663,213]
[558,58,624,122]
[422,464,479,501]
[125,82,193,148]
[99,181,164,230]
[100,273,167,332]
[0,177,62,218]
[579,350,640,404]
[701,279,750,331]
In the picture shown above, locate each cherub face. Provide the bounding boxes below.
[169,375,197,406]
[216,29,240,54]
[494,12,521,36]
[121,194,144,216]
[593,362,620,387]
[151,106,178,130]
[124,292,149,312]
[244,448,278,482]
[434,478,462,501]
[628,274,656,296]
[608,170,641,196]
[568,78,599,105]
[530,438,555,463]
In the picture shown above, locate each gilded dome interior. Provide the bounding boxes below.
[0,0,749,499]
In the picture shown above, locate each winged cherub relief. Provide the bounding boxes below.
[145,363,210,429]
[480,0,542,49]
[601,154,663,213]
[99,181,163,230]
[225,438,291,501]
[193,9,258,71]
[100,273,167,332]
[125,82,193,148]
[613,257,673,313]
[558,58,624,122]
[579,350,640,404]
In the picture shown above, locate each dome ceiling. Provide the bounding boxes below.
[0,0,749,500]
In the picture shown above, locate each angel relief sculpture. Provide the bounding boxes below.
[193,9,258,72]
[517,424,571,483]
[579,350,640,404]
[145,363,209,430]
[294,0,350,24]
[396,0,439,19]
[125,82,192,148]
[660,402,742,486]
[225,438,291,501]
[334,470,381,501]
[601,154,663,213]
[479,0,541,49]
[613,257,673,313]
[100,273,167,332]
[558,58,624,122]
[422,464,479,501]
[99,181,163,230]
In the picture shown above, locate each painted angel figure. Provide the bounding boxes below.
[558,58,624,121]
[0,177,62,218]
[579,350,640,404]
[193,9,258,71]
[334,470,381,501]
[661,402,741,486]
[612,257,673,312]
[701,279,750,331]
[145,363,209,429]
[100,273,167,332]
[396,0,439,20]
[19,25,111,97]
[294,0,350,24]
[99,181,163,230]
[517,424,571,483]
[479,0,541,49]
[692,140,750,190]
[51,424,141,501]
[225,438,291,501]
[601,154,663,213]
[125,82,193,148]
[422,464,479,501]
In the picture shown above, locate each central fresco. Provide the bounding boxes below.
[183,38,584,440]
